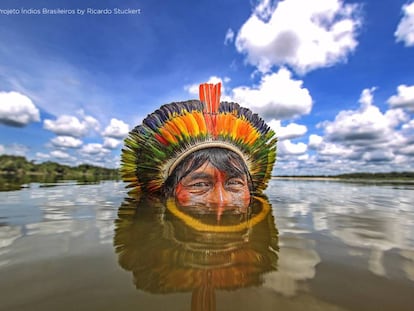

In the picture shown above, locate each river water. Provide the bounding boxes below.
[0,179,413,311]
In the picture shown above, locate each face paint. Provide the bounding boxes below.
[175,161,251,213]
[175,182,190,204]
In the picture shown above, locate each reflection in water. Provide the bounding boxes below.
[1,180,414,310]
[114,195,279,310]
[0,226,21,267]
[0,181,125,269]
[400,250,414,281]
[0,174,119,192]
[267,180,414,281]
[263,237,320,297]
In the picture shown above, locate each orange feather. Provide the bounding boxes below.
[159,127,178,144]
[192,111,207,134]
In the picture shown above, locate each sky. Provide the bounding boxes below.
[0,0,413,175]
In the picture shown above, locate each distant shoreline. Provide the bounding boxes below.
[272,175,414,185]
[273,172,414,179]
[0,155,119,179]
[273,176,340,180]
[1,155,413,182]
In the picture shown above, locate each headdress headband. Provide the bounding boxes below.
[121,83,277,194]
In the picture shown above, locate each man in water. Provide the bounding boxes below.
[121,83,277,209]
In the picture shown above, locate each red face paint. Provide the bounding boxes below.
[175,161,250,210]
[175,182,190,204]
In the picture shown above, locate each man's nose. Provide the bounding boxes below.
[207,182,232,221]
[208,182,232,205]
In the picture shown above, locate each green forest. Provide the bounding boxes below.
[277,172,414,180]
[0,155,119,179]
[0,155,120,191]
[336,172,414,179]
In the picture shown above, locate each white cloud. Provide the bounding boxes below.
[387,84,414,111]
[0,144,4,154]
[102,118,129,139]
[362,150,394,162]
[0,91,40,127]
[235,0,362,74]
[395,1,414,46]
[50,150,71,159]
[103,137,122,149]
[82,115,100,132]
[44,114,100,137]
[268,120,307,140]
[308,134,323,149]
[185,84,200,96]
[312,88,414,172]
[402,119,414,131]
[35,152,50,160]
[399,144,414,156]
[0,143,29,156]
[384,108,409,128]
[51,136,83,148]
[297,153,309,161]
[224,28,235,45]
[359,87,376,107]
[230,68,312,120]
[80,143,109,155]
[321,88,408,145]
[318,142,353,157]
[278,139,307,155]
[77,143,114,168]
[185,76,230,96]
[254,0,276,20]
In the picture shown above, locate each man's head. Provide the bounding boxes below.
[121,83,277,198]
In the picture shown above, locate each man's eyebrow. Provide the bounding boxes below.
[227,170,247,179]
[184,172,213,180]
[226,171,246,179]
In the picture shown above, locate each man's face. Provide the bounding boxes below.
[175,161,251,210]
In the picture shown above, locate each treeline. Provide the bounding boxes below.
[336,172,414,179]
[0,155,119,179]
[276,171,414,179]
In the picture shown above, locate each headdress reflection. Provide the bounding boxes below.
[113,195,279,310]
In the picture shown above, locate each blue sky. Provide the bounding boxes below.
[0,0,413,175]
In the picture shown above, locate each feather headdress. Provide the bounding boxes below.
[121,83,277,195]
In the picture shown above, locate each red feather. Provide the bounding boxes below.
[199,83,221,113]
[199,83,221,137]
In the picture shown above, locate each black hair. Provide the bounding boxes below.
[163,148,252,197]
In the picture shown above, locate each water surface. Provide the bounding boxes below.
[1,179,413,311]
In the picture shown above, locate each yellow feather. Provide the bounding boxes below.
[182,113,200,136]
[173,117,188,138]
[231,118,242,140]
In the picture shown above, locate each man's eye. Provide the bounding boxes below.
[227,179,245,187]
[189,182,210,188]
